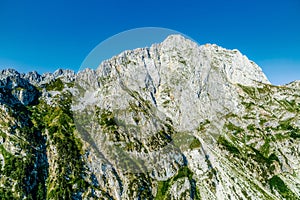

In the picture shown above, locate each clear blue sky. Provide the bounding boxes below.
[0,0,299,85]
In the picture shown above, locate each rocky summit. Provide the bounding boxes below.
[0,35,299,199]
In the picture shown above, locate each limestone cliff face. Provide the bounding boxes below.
[0,35,299,199]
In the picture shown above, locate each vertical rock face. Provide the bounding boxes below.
[0,69,39,106]
[0,35,300,200]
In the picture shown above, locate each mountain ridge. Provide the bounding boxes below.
[0,35,299,199]
[1,35,297,87]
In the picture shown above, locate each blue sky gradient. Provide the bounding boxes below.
[0,0,299,85]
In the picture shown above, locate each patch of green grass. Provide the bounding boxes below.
[290,131,300,139]
[269,175,299,199]
[225,122,244,135]
[247,124,256,131]
[250,147,279,166]
[242,115,255,120]
[189,138,201,149]
[259,138,271,158]
[46,78,64,91]
[217,136,240,155]
[267,153,280,165]
[156,180,170,200]
[259,118,267,126]
[155,166,194,200]
[197,119,210,132]
[241,101,255,109]
[279,120,294,131]
[278,99,299,113]
[224,113,238,119]
[238,84,256,97]
[174,166,193,181]
[274,133,289,140]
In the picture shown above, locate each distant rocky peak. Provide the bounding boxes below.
[53,69,75,78]
[0,68,20,78]
[21,69,76,86]
[21,71,42,85]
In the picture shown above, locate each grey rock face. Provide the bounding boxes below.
[74,34,270,140]
[72,35,299,199]
[0,69,39,106]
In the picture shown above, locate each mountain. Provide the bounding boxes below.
[0,35,299,199]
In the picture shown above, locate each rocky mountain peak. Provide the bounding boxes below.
[160,34,199,51]
[85,35,271,131]
[0,35,299,199]
[96,34,270,89]
[70,35,300,200]
[162,35,270,86]
[0,68,20,78]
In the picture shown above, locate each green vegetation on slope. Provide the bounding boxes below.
[269,175,300,199]
[155,166,200,200]
[46,78,64,91]
[30,91,89,199]
[0,104,47,199]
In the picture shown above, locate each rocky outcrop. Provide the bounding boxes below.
[0,69,39,106]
